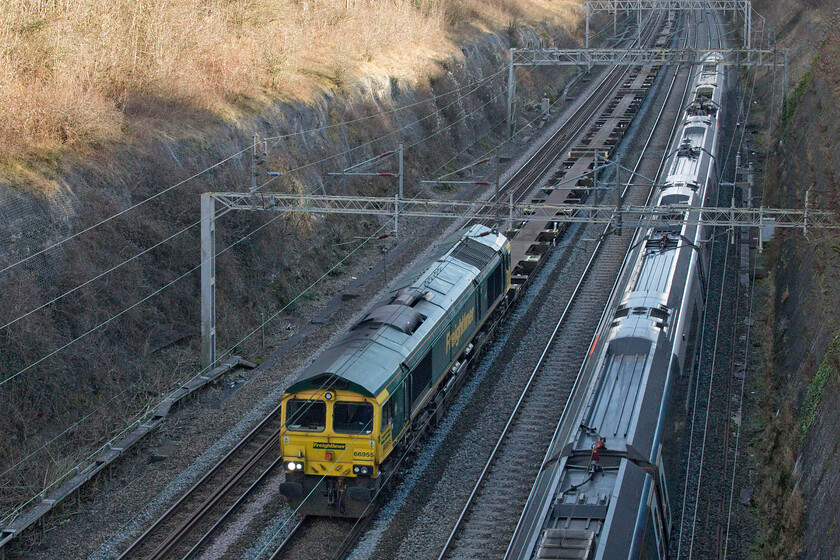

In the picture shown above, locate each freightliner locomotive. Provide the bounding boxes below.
[279,224,510,517]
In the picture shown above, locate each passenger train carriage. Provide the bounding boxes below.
[506,53,726,559]
[279,224,510,517]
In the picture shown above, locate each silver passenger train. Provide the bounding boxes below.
[506,53,726,560]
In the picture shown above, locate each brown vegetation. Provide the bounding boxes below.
[0,0,583,535]
[748,270,805,560]
[0,0,575,176]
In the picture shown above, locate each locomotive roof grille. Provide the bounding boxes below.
[450,238,498,270]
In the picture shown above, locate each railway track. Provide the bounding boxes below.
[676,188,739,560]
[671,7,756,559]
[116,405,285,560]
[675,163,749,560]
[438,13,705,560]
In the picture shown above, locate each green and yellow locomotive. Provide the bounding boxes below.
[279,225,511,517]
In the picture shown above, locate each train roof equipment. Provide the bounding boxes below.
[286,224,507,398]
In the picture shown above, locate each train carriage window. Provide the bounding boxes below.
[334,402,374,435]
[286,399,326,432]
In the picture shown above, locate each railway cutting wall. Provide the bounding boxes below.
[748,1,840,558]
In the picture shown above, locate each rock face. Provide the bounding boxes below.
[755,3,840,558]
[0,23,574,511]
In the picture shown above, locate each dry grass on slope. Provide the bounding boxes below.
[0,0,577,176]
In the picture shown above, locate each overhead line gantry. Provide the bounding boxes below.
[199,0,794,371]
[505,0,781,136]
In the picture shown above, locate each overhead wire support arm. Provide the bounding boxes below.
[421,180,493,186]
[201,145,405,369]
[328,149,397,174]
[424,156,494,182]
[331,172,399,177]
[326,144,404,237]
[421,154,496,186]
[208,192,840,230]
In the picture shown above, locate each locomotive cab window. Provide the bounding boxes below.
[286,399,326,432]
[334,402,374,435]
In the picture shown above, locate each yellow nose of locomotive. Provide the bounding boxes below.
[279,391,379,478]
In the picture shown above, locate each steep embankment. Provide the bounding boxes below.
[748,1,840,558]
[0,0,588,527]
[0,0,576,170]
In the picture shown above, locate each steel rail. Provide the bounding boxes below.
[267,517,307,560]
[503,12,701,555]
[436,14,677,559]
[116,404,285,559]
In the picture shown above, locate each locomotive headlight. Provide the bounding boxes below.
[286,461,304,471]
[353,465,370,475]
